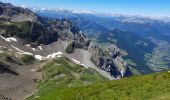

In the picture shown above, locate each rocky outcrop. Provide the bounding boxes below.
[89,43,132,78]
[42,18,90,50]
[0,2,89,49]
[0,61,18,75]
[0,2,38,22]
[0,21,59,45]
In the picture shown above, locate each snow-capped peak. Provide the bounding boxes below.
[72,10,95,14]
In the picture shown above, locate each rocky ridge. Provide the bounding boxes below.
[0,1,131,79]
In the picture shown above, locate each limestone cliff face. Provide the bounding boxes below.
[89,43,132,78]
[0,2,38,22]
[42,18,90,50]
[0,2,89,49]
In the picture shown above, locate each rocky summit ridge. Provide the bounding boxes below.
[0,1,131,80]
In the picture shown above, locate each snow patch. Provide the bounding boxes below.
[72,58,88,68]
[0,46,6,48]
[81,64,88,68]
[38,46,43,51]
[35,55,47,60]
[72,58,81,64]
[7,37,17,42]
[32,48,36,51]
[35,51,63,60]
[47,52,64,59]
[120,70,124,77]
[72,10,95,14]
[0,36,17,42]
[30,69,36,72]
[57,55,62,57]
[25,44,30,47]
[11,45,33,55]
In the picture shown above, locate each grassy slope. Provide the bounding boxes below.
[2,52,169,100]
[30,69,170,100]
[27,57,106,100]
[0,52,35,65]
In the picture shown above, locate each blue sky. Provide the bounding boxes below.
[1,0,170,17]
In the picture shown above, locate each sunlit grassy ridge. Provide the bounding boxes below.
[58,71,170,100]
[2,52,169,100]
[27,57,106,100]
[28,63,170,100]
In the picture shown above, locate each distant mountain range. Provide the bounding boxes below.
[0,2,133,99]
[30,7,170,21]
[1,2,170,100]
[32,8,170,74]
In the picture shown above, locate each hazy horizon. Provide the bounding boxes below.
[1,0,170,17]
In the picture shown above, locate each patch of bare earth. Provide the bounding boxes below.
[0,62,41,100]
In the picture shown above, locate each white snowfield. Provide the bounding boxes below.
[32,48,36,51]
[0,46,6,48]
[35,55,46,60]
[11,45,33,55]
[120,70,125,77]
[10,44,64,60]
[38,46,43,51]
[35,51,64,60]
[72,58,88,68]
[0,36,17,42]
[25,45,42,51]
[47,52,64,59]
[25,44,31,47]
[30,69,36,72]
[72,58,81,64]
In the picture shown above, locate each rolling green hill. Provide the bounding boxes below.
[27,57,106,100]
[57,71,170,100]
[27,57,170,100]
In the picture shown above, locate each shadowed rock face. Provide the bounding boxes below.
[0,1,38,22]
[89,44,132,78]
[0,2,89,48]
[0,62,18,75]
[42,18,90,49]
[0,6,3,15]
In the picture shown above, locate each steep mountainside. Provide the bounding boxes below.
[70,17,110,38]
[33,9,170,74]
[0,2,38,22]
[0,2,132,99]
[97,29,156,73]
[0,1,131,78]
[1,2,170,100]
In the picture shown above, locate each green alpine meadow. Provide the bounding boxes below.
[1,0,170,100]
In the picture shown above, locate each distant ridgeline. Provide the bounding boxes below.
[0,1,132,79]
